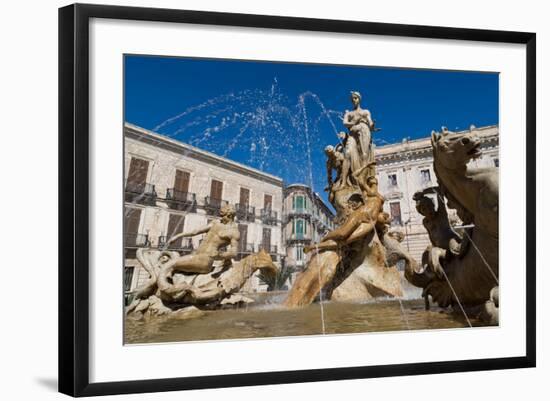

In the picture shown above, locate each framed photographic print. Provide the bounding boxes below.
[58,3,536,397]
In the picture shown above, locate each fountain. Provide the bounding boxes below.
[405,127,499,324]
[124,87,497,343]
[126,205,278,319]
[284,91,414,307]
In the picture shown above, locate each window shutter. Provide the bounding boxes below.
[124,207,142,234]
[264,194,272,210]
[167,214,185,247]
[238,224,248,249]
[239,188,250,206]
[127,158,149,186]
[262,228,271,249]
[174,170,190,193]
[210,179,223,200]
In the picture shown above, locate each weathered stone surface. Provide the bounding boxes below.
[284,92,406,307]
[405,128,499,323]
[284,251,341,307]
[126,206,277,317]
[220,294,255,306]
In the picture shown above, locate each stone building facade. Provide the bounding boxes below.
[375,125,499,262]
[124,123,284,294]
[282,184,335,278]
[123,122,498,294]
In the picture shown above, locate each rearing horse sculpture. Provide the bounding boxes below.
[406,129,499,316]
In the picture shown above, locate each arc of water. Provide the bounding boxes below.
[126,85,346,281]
[461,228,499,286]
[439,266,473,327]
[299,94,326,335]
[397,298,411,330]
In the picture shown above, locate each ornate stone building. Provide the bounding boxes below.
[375,125,499,262]
[124,123,284,295]
[282,184,335,278]
[123,122,497,295]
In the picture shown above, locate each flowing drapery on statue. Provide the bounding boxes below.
[285,92,409,307]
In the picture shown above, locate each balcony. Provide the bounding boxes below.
[165,188,197,211]
[238,243,256,254]
[284,207,313,223]
[287,233,312,243]
[125,181,157,206]
[204,197,229,216]
[258,243,278,254]
[124,233,150,248]
[260,208,278,225]
[236,203,256,222]
[315,220,328,234]
[157,236,193,252]
[289,207,312,216]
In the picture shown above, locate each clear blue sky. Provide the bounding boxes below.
[124,55,498,201]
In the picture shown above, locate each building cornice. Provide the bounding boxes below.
[124,123,284,188]
[284,184,335,217]
[375,125,499,166]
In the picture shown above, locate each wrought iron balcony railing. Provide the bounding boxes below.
[236,203,255,222]
[124,233,150,248]
[290,207,312,215]
[166,188,196,203]
[124,181,157,205]
[260,208,278,224]
[287,233,312,242]
[258,243,278,254]
[165,188,197,211]
[203,197,229,215]
[157,236,193,251]
[237,243,256,254]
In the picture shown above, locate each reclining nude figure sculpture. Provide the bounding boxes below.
[126,205,277,318]
[157,204,240,290]
[305,174,384,254]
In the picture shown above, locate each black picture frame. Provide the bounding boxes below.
[59,3,536,397]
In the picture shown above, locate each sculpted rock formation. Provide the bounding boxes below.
[126,205,277,319]
[284,92,409,307]
[405,128,499,323]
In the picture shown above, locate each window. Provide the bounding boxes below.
[494,158,499,167]
[174,169,190,193]
[264,194,272,210]
[420,169,431,185]
[166,214,185,248]
[262,227,272,251]
[293,218,306,238]
[388,173,398,188]
[293,195,305,211]
[390,202,402,225]
[239,187,250,207]
[126,157,149,191]
[124,266,135,292]
[210,179,223,201]
[296,246,304,261]
[238,224,248,252]
[124,207,142,235]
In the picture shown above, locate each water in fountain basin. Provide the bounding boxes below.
[124,297,485,344]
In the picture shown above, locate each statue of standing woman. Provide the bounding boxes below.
[343,91,376,178]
